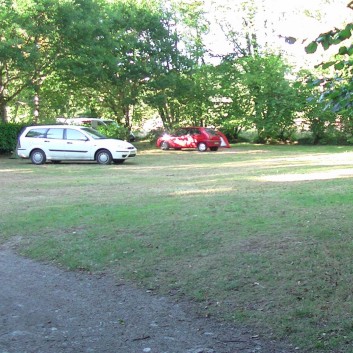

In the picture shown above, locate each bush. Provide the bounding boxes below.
[97,125,131,141]
[218,123,242,143]
[294,129,353,146]
[237,130,258,143]
[293,131,315,145]
[0,123,26,153]
[145,128,166,143]
[319,127,353,145]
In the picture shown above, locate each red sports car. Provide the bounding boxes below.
[156,127,229,152]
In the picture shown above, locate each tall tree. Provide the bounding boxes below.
[143,0,214,127]
[85,0,184,128]
[0,0,62,123]
[0,0,105,123]
[214,54,300,142]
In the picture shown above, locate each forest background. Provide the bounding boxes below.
[1,0,353,147]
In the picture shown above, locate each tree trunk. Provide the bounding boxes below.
[0,99,8,123]
[123,105,131,129]
[0,70,8,123]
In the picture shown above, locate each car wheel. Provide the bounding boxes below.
[210,147,218,151]
[161,141,169,150]
[96,149,112,165]
[197,142,207,152]
[30,149,46,165]
[113,159,125,164]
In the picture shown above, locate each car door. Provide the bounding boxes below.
[171,129,189,148]
[44,128,66,159]
[64,128,93,160]
[186,128,200,148]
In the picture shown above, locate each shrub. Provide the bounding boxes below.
[218,123,242,143]
[320,127,353,145]
[0,123,26,153]
[97,124,131,141]
[145,128,165,143]
[237,129,258,143]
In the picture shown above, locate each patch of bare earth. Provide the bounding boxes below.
[0,245,298,353]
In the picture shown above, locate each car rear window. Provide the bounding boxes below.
[25,128,48,138]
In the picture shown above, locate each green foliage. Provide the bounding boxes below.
[0,0,74,123]
[1,0,351,148]
[305,20,353,113]
[214,54,302,143]
[295,71,337,145]
[97,124,130,141]
[0,123,26,153]
[145,128,165,143]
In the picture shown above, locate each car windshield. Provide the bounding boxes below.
[81,127,107,139]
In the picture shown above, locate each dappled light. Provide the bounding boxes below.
[0,168,33,174]
[169,187,234,196]
[258,168,353,182]
[253,152,353,182]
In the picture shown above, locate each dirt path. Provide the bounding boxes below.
[0,247,296,353]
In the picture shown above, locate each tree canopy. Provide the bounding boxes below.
[1,0,353,145]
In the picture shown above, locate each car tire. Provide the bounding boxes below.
[113,159,125,164]
[96,149,112,165]
[210,147,218,151]
[197,142,207,152]
[30,149,46,165]
[161,141,169,150]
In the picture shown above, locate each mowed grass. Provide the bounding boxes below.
[1,144,353,352]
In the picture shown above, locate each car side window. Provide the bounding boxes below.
[25,128,48,138]
[176,129,186,136]
[66,129,88,141]
[47,128,64,139]
[189,128,201,135]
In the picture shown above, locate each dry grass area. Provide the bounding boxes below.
[2,144,353,352]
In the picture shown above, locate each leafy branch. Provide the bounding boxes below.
[304,3,353,112]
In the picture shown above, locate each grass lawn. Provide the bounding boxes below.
[1,143,353,352]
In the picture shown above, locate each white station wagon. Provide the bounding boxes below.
[16,125,137,165]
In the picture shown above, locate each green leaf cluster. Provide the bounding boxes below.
[305,20,353,114]
[0,123,26,153]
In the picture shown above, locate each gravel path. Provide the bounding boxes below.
[0,248,296,353]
